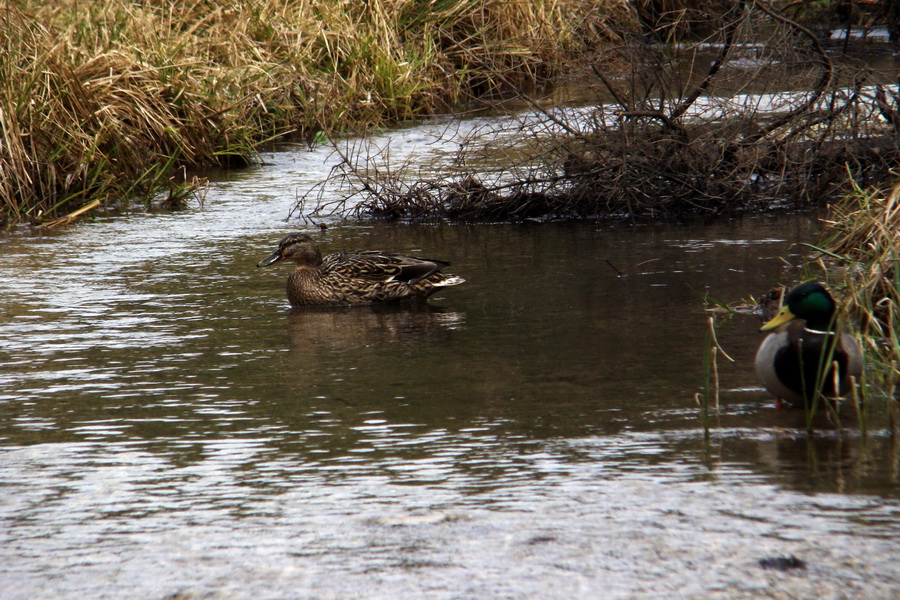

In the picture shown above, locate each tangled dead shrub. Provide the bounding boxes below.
[302,1,900,224]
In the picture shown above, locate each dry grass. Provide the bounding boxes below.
[1,0,632,226]
[817,180,900,390]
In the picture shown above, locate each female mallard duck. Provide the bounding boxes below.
[754,282,863,406]
[257,233,465,307]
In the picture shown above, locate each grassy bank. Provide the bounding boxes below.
[0,0,630,227]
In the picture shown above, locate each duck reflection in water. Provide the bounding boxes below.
[257,233,465,307]
[285,303,465,351]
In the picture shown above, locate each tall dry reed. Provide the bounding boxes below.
[1,0,631,226]
[818,180,900,391]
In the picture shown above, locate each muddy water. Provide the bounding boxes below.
[2,133,900,599]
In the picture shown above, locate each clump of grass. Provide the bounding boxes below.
[1,0,631,227]
[803,179,898,438]
[1,3,268,224]
[818,179,900,392]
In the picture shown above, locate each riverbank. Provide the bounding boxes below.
[0,0,630,227]
[3,1,898,228]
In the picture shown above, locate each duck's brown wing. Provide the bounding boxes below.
[323,251,450,284]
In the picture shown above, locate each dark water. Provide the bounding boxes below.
[2,137,900,598]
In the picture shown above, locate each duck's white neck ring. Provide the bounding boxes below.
[804,327,835,336]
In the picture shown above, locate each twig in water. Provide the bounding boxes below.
[605,259,626,277]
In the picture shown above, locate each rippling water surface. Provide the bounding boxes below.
[2,120,900,599]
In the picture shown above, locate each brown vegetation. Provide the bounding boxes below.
[1,0,631,226]
[304,1,899,223]
[818,180,900,386]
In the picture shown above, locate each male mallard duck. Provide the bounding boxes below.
[754,282,863,406]
[256,233,465,307]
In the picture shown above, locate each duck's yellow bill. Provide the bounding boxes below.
[760,305,795,332]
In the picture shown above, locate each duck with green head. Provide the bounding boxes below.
[257,233,465,307]
[754,282,863,406]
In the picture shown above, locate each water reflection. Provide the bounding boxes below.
[284,304,465,351]
[3,207,900,596]
[0,217,886,468]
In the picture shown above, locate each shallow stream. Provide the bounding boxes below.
[2,117,899,599]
